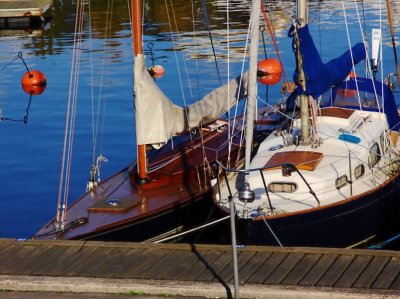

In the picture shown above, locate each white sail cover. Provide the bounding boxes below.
[134,54,248,146]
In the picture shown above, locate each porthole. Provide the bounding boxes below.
[354,164,365,179]
[368,143,381,168]
[335,175,348,189]
[268,182,297,193]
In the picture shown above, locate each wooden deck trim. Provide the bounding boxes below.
[264,151,323,171]
[319,107,355,119]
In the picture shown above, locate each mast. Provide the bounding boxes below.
[297,0,311,144]
[132,0,148,182]
[245,0,261,170]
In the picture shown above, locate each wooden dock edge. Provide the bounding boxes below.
[0,0,53,18]
[1,239,400,298]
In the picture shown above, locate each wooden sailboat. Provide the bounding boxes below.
[212,0,400,248]
[34,0,281,241]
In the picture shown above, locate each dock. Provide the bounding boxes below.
[0,0,52,18]
[0,0,52,30]
[1,238,400,298]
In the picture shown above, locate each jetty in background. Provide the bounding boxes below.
[1,238,400,298]
[0,0,52,29]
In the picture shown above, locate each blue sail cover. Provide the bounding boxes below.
[285,24,400,131]
[329,78,400,131]
[290,24,366,98]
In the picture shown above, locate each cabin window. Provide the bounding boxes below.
[335,175,348,189]
[268,182,297,193]
[368,143,381,168]
[354,164,365,179]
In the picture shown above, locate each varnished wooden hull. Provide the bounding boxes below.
[34,128,231,241]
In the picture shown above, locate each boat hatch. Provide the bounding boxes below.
[88,196,142,213]
[320,107,355,119]
[264,151,323,171]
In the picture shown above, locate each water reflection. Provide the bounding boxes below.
[8,0,399,59]
[0,0,399,239]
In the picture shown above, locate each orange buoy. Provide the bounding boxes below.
[22,84,46,96]
[21,70,47,95]
[257,58,282,85]
[148,65,165,79]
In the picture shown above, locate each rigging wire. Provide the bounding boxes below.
[164,0,191,139]
[0,53,34,124]
[0,54,19,73]
[86,0,113,190]
[226,0,231,166]
[168,0,195,102]
[341,0,368,116]
[259,25,270,104]
[385,0,400,89]
[318,0,322,58]
[228,2,253,168]
[163,0,214,184]
[353,0,387,140]
[201,0,222,86]
[190,0,201,100]
[56,0,86,231]
[164,0,216,166]
[359,0,370,78]
[190,0,213,186]
[379,0,385,115]
[260,0,288,83]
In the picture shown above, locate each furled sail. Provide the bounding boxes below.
[134,54,248,146]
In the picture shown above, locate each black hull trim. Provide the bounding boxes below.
[237,178,400,248]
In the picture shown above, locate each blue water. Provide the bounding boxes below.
[0,0,398,239]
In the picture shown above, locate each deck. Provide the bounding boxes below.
[0,238,400,298]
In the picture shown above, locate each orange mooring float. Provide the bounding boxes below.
[257,58,282,85]
[21,70,47,95]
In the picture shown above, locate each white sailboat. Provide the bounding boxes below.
[212,0,400,248]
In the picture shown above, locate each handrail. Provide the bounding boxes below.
[216,160,321,207]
